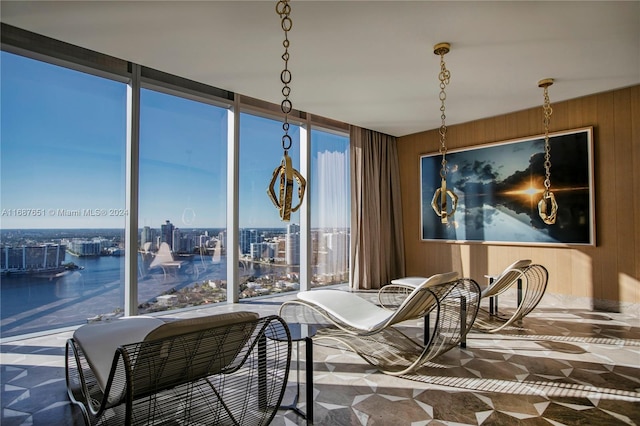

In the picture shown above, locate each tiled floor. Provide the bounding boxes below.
[1,289,639,425]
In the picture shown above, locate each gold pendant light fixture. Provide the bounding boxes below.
[430,42,458,224]
[267,0,307,222]
[537,78,557,225]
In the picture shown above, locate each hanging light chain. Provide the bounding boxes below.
[277,0,293,152]
[437,47,451,179]
[268,0,306,222]
[541,83,553,192]
[537,78,557,225]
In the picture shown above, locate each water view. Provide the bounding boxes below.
[1,251,310,338]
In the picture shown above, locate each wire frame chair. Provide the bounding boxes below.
[66,313,291,426]
[474,263,549,333]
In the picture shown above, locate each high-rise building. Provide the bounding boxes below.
[172,228,181,252]
[161,220,174,249]
[324,231,349,274]
[67,239,102,256]
[240,229,259,255]
[250,242,277,260]
[141,226,154,250]
[199,233,211,249]
[217,230,227,251]
[285,223,300,265]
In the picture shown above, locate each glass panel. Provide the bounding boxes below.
[239,113,301,298]
[310,130,350,288]
[0,52,127,338]
[138,89,227,313]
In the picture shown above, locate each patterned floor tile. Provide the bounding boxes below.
[1,291,639,425]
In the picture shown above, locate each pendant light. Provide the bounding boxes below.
[267,0,307,222]
[430,42,458,224]
[537,78,557,225]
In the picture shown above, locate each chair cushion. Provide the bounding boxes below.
[73,317,165,391]
[73,311,261,392]
[298,290,392,332]
[390,271,459,288]
[481,259,531,297]
[145,311,259,342]
[500,259,532,275]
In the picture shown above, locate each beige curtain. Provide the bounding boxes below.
[350,126,405,290]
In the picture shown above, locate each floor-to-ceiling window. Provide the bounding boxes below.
[310,129,350,287]
[1,30,350,338]
[0,51,127,338]
[137,88,228,313]
[238,112,303,298]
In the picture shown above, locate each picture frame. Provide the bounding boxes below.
[420,127,595,246]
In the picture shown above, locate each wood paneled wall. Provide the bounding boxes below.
[397,85,639,310]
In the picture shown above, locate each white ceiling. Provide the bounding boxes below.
[2,1,639,137]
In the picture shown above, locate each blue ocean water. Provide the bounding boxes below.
[0,254,227,338]
[0,252,306,338]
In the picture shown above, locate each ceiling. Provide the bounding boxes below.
[2,1,639,137]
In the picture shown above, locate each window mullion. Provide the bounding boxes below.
[299,120,311,292]
[125,63,141,316]
[227,95,240,303]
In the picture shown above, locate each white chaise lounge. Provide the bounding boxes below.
[279,272,480,375]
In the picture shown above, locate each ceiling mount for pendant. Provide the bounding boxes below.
[538,78,554,89]
[433,42,450,56]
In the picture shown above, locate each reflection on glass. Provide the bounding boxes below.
[138,89,228,312]
[239,113,302,298]
[0,52,127,338]
[311,130,350,288]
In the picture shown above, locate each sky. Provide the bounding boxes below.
[1,51,349,230]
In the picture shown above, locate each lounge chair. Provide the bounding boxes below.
[278,272,480,375]
[65,312,291,425]
[475,260,549,332]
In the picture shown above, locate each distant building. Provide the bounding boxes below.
[199,233,211,248]
[1,244,67,274]
[172,228,181,252]
[161,220,174,249]
[324,231,349,274]
[240,229,260,255]
[68,239,102,256]
[141,226,154,250]
[285,223,300,265]
[218,230,226,251]
[250,242,276,260]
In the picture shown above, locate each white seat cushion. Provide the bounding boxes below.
[391,276,429,287]
[297,290,392,332]
[390,271,459,288]
[481,259,531,297]
[73,317,165,391]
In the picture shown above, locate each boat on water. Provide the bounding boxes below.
[34,269,73,280]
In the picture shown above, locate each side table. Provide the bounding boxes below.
[280,322,317,425]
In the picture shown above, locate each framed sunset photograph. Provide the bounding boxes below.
[420,127,595,246]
